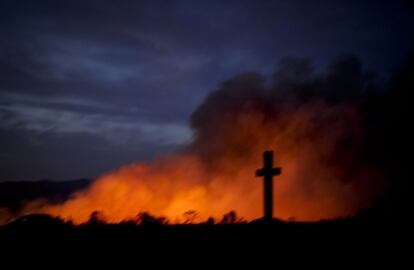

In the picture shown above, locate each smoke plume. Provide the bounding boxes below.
[5,53,412,224]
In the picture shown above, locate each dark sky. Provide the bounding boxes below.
[0,0,413,181]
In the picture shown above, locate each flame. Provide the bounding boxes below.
[33,101,380,224]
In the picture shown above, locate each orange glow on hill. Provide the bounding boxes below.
[34,102,379,224]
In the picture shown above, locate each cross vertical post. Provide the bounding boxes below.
[256,151,282,221]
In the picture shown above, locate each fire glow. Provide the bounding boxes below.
[3,65,385,225]
[31,100,379,224]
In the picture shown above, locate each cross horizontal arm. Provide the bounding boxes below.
[256,167,282,177]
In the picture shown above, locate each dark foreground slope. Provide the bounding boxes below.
[0,214,408,247]
[0,209,410,266]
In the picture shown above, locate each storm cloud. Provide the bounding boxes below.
[0,0,413,181]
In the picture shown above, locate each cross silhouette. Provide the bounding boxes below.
[256,151,282,221]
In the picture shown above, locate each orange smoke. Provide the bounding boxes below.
[33,101,379,224]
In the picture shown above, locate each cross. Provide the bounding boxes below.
[256,151,282,221]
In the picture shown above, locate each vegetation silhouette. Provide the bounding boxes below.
[0,195,406,248]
